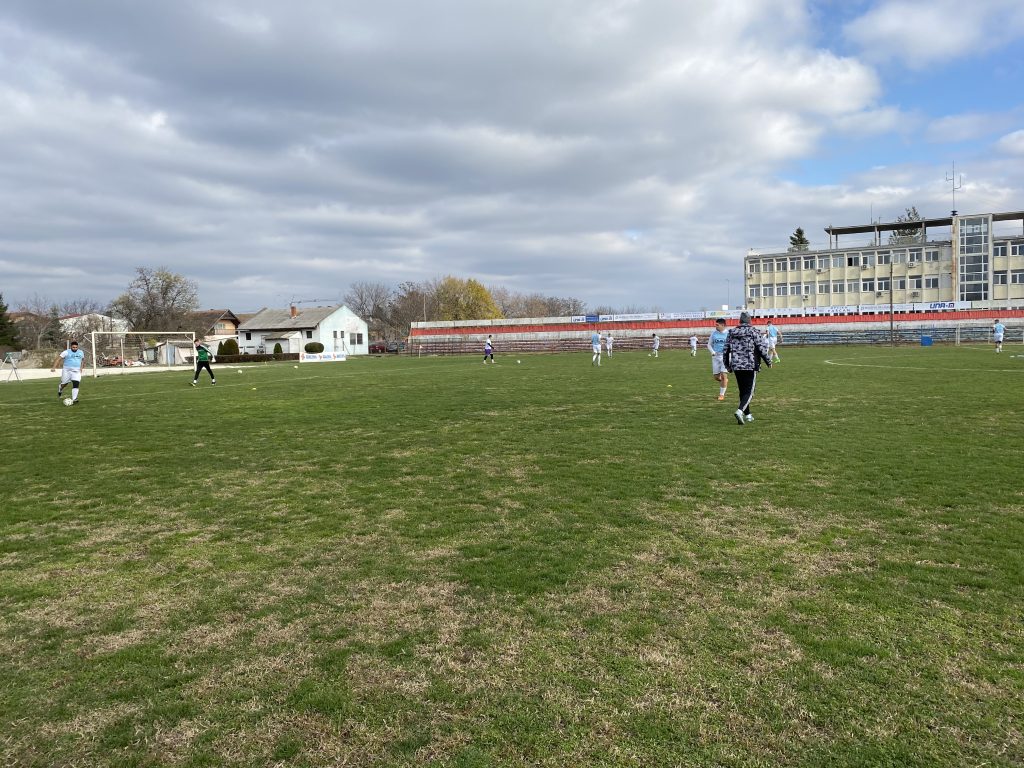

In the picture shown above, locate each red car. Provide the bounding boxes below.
[368,340,387,354]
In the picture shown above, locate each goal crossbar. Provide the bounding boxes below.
[89,331,196,378]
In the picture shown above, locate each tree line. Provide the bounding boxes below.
[2,267,653,350]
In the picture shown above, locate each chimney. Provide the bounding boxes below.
[290,305,298,318]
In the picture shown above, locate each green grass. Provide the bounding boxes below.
[1,345,1023,767]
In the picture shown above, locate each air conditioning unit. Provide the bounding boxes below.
[911,291,920,298]
[816,269,823,274]
[875,291,884,297]
[861,264,869,270]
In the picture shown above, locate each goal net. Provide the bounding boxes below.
[89,331,196,377]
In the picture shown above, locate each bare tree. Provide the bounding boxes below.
[109,267,199,331]
[14,294,62,349]
[343,281,394,339]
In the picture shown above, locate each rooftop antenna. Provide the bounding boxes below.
[945,162,962,216]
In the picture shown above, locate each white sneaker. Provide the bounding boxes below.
[735,409,745,425]
[746,414,754,423]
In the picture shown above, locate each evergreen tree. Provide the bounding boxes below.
[0,293,19,347]
[788,227,811,252]
[889,206,924,245]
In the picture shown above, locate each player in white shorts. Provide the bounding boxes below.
[993,320,1005,353]
[591,330,603,366]
[707,318,729,400]
[51,339,86,404]
[650,333,660,358]
[689,335,698,357]
[605,332,614,357]
[766,321,782,363]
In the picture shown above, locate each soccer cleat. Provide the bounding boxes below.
[717,394,725,401]
[191,381,196,387]
[211,380,216,385]
[72,400,78,405]
[746,414,754,423]
[734,409,745,425]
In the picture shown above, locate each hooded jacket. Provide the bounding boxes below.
[723,325,772,372]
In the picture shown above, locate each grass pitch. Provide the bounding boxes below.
[2,346,1023,767]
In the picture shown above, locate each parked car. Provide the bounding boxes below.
[386,341,406,354]
[368,340,387,354]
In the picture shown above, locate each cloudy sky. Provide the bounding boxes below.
[2,0,1023,314]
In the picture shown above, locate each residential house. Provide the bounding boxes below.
[237,305,368,355]
[192,309,242,346]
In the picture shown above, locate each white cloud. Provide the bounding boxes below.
[995,129,1024,155]
[844,0,1024,69]
[0,1,1019,313]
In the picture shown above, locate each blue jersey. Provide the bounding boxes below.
[61,348,85,370]
[767,325,779,339]
[709,329,728,354]
[993,323,1005,337]
[591,332,600,346]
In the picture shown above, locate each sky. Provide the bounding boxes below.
[2,0,1023,315]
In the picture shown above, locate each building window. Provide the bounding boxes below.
[817,281,829,294]
[892,250,906,264]
[862,252,876,267]
[776,285,788,296]
[994,271,1008,285]
[1011,270,1024,284]
[876,251,891,265]
[847,254,860,267]
[832,255,844,268]
[924,277,939,289]
[1012,244,1024,256]
[789,257,801,271]
[908,248,922,263]
[861,279,875,292]
[910,276,923,290]
[762,260,773,273]
[894,278,906,290]
[832,281,844,294]
[245,332,251,340]
[802,284,813,296]
[803,257,815,270]
[789,282,801,296]
[349,332,364,345]
[776,260,788,272]
[877,277,890,291]
[817,257,829,270]
[847,280,859,293]
[925,250,940,262]
[748,261,760,274]
[749,286,761,298]
[306,330,313,339]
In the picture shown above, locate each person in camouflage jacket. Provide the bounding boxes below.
[722,312,772,425]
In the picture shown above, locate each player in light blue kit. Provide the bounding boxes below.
[993,319,1005,353]
[766,321,782,362]
[51,339,86,404]
[707,318,730,400]
[591,330,603,366]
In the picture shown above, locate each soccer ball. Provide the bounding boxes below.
[517,359,521,364]
[63,398,73,407]
[237,369,243,373]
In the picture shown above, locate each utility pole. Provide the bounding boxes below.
[889,257,895,346]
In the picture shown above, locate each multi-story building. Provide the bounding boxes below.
[745,210,1024,312]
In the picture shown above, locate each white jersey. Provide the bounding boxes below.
[689,336,697,349]
[652,336,660,350]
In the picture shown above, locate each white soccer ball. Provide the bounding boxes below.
[63,398,73,407]
[237,369,243,373]
[517,359,521,364]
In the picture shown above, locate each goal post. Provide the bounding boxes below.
[89,331,196,378]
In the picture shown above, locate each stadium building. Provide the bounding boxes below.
[744,210,1024,312]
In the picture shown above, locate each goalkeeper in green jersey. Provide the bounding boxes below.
[191,340,216,386]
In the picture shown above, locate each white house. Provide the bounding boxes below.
[237,305,369,355]
[60,313,129,337]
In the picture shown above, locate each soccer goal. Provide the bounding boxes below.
[89,331,196,378]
